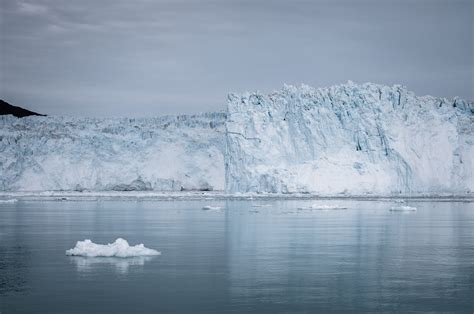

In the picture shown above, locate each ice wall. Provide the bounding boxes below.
[225,82,473,195]
[0,113,226,191]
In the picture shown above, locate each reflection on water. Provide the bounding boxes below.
[69,256,157,274]
[0,199,473,313]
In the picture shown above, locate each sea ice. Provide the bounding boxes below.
[65,238,161,257]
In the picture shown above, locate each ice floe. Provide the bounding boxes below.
[65,238,161,257]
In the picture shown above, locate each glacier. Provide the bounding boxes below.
[1,82,473,196]
[0,113,226,191]
[225,82,473,195]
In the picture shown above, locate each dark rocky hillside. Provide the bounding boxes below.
[0,100,45,117]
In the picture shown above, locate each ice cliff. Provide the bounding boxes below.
[1,82,472,195]
[0,113,226,191]
[225,82,473,195]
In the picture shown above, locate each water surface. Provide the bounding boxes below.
[1,199,473,313]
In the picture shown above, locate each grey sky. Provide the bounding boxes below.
[1,0,473,117]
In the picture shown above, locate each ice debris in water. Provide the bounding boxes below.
[390,205,417,211]
[202,205,222,211]
[0,199,18,203]
[298,204,347,210]
[65,238,161,257]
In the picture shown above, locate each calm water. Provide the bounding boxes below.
[0,199,473,313]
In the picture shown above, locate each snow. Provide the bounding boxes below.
[0,113,226,192]
[390,205,417,211]
[65,238,161,257]
[226,82,473,195]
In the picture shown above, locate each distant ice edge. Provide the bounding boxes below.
[66,238,161,257]
[1,82,473,196]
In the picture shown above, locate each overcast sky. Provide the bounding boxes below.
[1,0,473,116]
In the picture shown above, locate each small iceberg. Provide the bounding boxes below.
[297,204,347,211]
[0,199,18,203]
[390,205,417,212]
[202,205,222,211]
[65,238,161,257]
[251,204,272,207]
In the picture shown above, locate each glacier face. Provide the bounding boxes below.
[1,82,473,195]
[0,113,226,191]
[225,82,473,195]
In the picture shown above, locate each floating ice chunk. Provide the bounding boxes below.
[298,204,347,210]
[202,205,222,211]
[394,199,406,204]
[65,238,161,257]
[0,199,18,203]
[390,205,417,211]
[251,204,272,207]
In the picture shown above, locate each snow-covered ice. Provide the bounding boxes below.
[65,238,161,257]
[390,205,417,211]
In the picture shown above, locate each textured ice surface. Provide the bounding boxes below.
[1,82,473,196]
[65,238,161,257]
[226,82,473,195]
[1,113,226,192]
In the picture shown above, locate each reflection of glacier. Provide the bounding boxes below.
[224,201,474,310]
[69,256,156,274]
[1,82,472,195]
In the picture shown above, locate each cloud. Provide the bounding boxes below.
[1,0,473,116]
[17,1,48,15]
